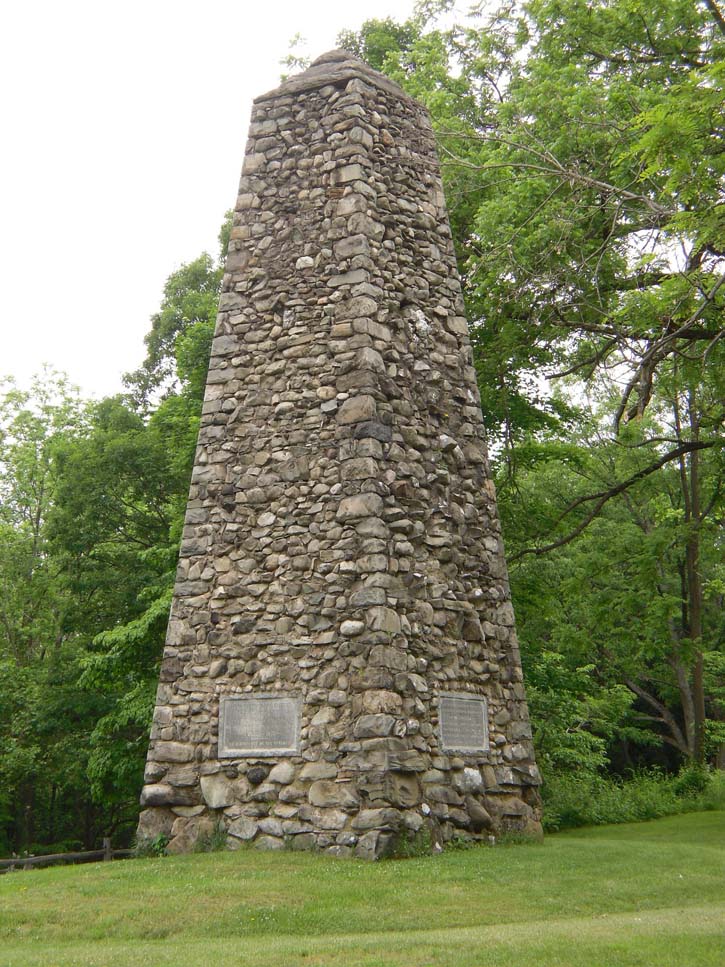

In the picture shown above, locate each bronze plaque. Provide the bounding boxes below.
[438,693,489,753]
[219,694,300,757]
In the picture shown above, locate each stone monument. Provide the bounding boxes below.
[138,50,542,858]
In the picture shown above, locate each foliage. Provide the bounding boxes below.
[0,219,228,853]
[498,414,723,771]
[194,821,229,853]
[125,212,230,404]
[0,374,112,855]
[363,0,724,455]
[390,826,436,858]
[523,652,637,774]
[133,832,169,858]
[338,16,423,71]
[542,767,725,831]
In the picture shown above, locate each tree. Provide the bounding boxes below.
[0,372,87,663]
[43,220,230,829]
[362,0,724,452]
[0,215,229,851]
[500,400,724,769]
[125,213,231,405]
[0,373,113,852]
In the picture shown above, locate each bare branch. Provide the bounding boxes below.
[548,338,619,378]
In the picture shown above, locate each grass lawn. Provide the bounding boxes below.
[2,810,723,967]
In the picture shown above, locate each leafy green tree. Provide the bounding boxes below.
[0,373,87,663]
[500,390,723,769]
[47,397,181,813]
[43,218,230,830]
[0,373,115,852]
[359,0,724,455]
[0,214,229,852]
[338,16,423,70]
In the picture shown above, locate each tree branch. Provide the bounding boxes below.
[613,274,725,429]
[704,0,725,36]
[438,135,672,219]
[510,440,718,560]
[623,677,690,757]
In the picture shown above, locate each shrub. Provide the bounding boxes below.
[542,767,724,832]
[673,765,710,798]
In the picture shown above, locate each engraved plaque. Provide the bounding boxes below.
[219,694,300,757]
[438,692,489,753]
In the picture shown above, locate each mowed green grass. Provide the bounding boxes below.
[2,811,723,967]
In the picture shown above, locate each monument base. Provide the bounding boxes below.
[138,779,543,859]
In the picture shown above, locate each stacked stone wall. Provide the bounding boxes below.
[138,51,541,859]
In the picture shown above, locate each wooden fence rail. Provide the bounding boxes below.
[0,838,133,873]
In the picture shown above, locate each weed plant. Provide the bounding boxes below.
[133,834,169,858]
[194,821,228,853]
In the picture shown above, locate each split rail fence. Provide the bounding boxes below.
[0,838,133,873]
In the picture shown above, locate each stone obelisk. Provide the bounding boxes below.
[138,50,541,858]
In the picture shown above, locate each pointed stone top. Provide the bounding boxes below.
[309,49,355,67]
[255,48,410,104]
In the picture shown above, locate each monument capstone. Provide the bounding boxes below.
[138,49,542,858]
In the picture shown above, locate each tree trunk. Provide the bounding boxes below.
[686,395,706,764]
[674,387,707,765]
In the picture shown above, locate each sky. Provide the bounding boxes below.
[0,0,418,398]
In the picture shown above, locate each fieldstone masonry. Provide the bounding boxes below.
[138,50,542,858]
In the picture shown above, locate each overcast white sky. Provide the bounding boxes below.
[0,0,417,398]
